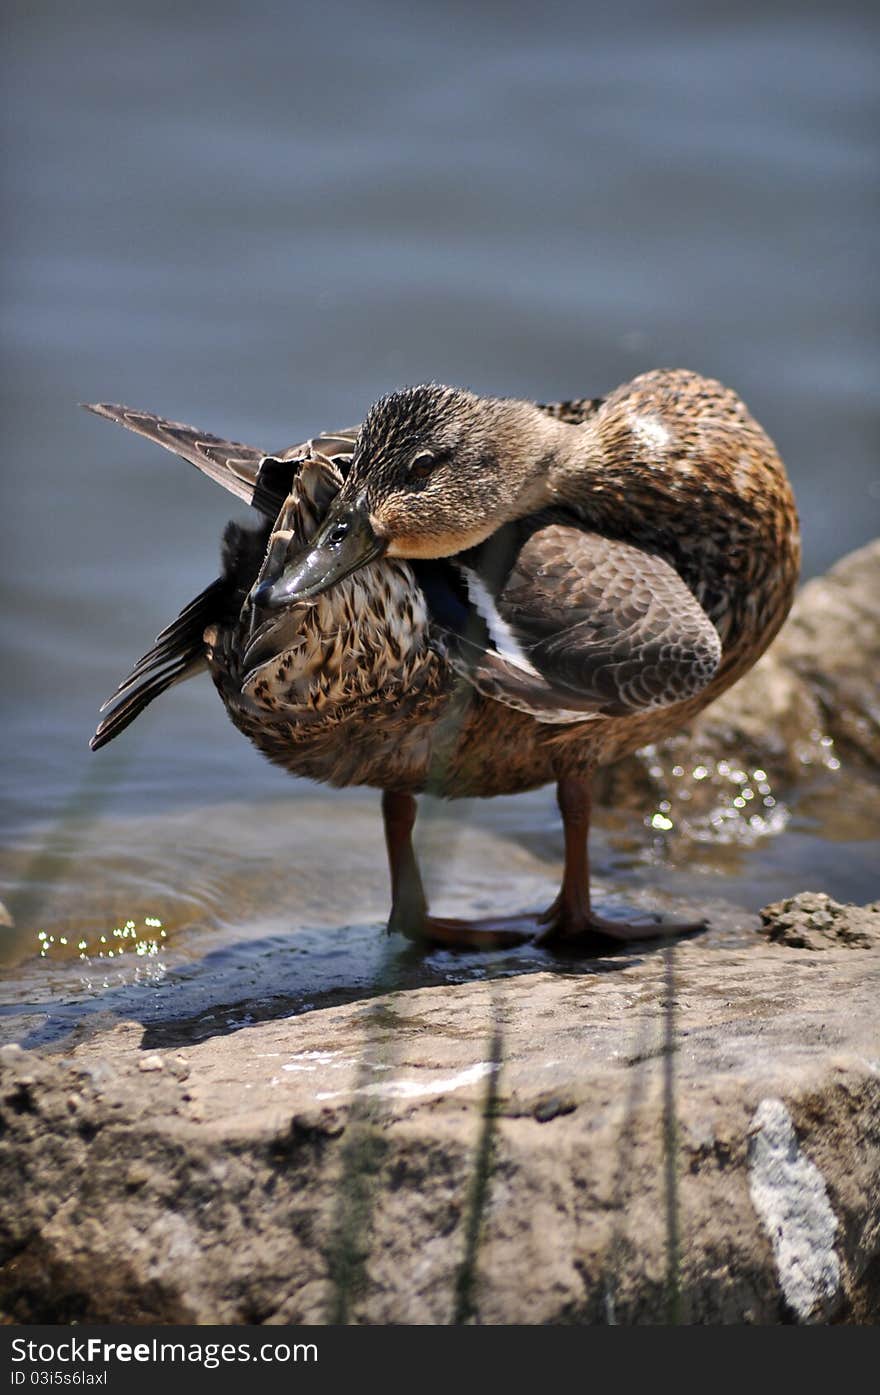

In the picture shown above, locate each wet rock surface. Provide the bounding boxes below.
[1,897,878,1325]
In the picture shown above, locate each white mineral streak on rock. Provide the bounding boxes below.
[748,1097,841,1321]
[316,1060,497,1102]
[282,1050,344,1072]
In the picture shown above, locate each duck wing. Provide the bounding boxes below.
[90,578,229,750]
[83,404,358,518]
[85,408,359,748]
[448,523,721,723]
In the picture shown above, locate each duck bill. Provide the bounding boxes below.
[251,501,386,609]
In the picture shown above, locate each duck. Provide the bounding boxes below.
[86,369,800,950]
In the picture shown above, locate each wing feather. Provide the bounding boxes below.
[448,525,721,722]
[90,579,227,750]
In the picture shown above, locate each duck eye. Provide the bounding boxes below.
[408,448,448,482]
[409,451,436,481]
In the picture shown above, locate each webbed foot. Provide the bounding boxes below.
[392,910,540,950]
[532,903,707,950]
[390,905,706,952]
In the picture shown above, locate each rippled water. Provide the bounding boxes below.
[1,0,877,1043]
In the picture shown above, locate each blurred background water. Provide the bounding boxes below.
[0,0,877,1036]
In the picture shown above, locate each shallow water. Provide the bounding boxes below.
[1,1,877,1044]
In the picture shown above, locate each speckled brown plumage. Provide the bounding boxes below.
[87,369,799,947]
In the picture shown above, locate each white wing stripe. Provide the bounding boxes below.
[459,567,542,677]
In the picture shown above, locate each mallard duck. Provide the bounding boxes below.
[86,370,800,949]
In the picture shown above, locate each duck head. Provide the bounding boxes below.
[253,384,560,608]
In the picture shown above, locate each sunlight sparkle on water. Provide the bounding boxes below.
[632,738,844,848]
[35,915,168,961]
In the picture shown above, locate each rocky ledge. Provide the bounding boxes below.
[1,892,878,1325]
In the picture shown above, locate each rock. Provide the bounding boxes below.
[772,540,880,769]
[759,892,880,951]
[1,906,878,1325]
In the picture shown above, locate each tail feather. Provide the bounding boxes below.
[91,658,204,750]
[91,579,227,750]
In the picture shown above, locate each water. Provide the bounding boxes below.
[1,0,877,1043]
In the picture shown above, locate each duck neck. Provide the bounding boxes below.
[499,404,601,517]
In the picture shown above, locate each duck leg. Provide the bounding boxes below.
[533,776,707,947]
[382,788,533,947]
[382,779,706,951]
[383,790,429,935]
